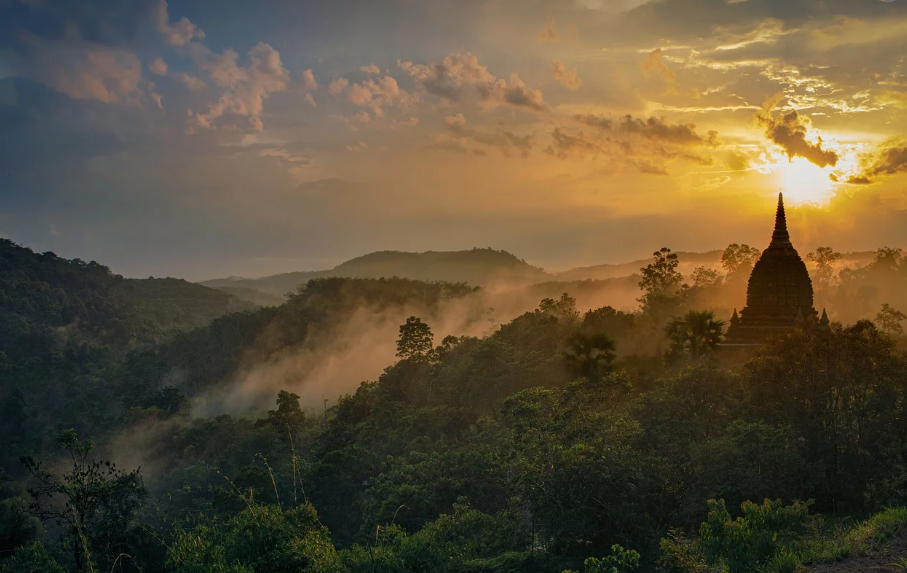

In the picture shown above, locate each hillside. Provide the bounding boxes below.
[554,250,725,281]
[0,239,252,353]
[201,248,550,295]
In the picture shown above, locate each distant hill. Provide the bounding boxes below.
[554,250,724,281]
[201,248,551,295]
[0,239,252,358]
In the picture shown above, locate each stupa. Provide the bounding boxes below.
[723,193,819,344]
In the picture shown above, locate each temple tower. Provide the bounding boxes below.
[724,193,818,344]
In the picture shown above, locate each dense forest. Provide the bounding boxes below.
[2,239,907,572]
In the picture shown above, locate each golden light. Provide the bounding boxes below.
[775,156,836,204]
[751,139,863,206]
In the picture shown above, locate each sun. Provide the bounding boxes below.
[775,156,836,204]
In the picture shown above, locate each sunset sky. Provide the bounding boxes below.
[1,0,906,280]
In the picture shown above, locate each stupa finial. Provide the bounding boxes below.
[771,192,792,246]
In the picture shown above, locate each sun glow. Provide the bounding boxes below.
[775,156,836,204]
[752,139,863,206]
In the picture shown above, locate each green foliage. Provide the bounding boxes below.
[0,541,66,573]
[698,499,811,573]
[19,429,147,571]
[665,310,724,360]
[563,332,616,382]
[342,504,530,573]
[168,502,341,573]
[562,544,641,573]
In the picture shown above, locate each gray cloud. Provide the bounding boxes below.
[847,138,907,184]
[755,102,838,168]
[398,52,547,111]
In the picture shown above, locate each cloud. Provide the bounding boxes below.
[347,75,414,116]
[847,138,907,184]
[545,114,718,170]
[329,77,349,95]
[398,52,547,111]
[641,48,676,83]
[755,100,838,168]
[433,114,533,157]
[574,114,719,147]
[538,16,558,42]
[877,90,907,109]
[190,42,290,131]
[398,53,495,101]
[175,72,206,90]
[305,92,316,107]
[15,35,143,104]
[301,68,318,90]
[551,59,583,90]
[360,64,381,75]
[536,16,577,43]
[154,0,204,46]
[149,57,168,76]
[477,73,547,111]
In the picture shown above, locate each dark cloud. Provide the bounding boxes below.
[574,114,719,147]
[847,138,907,185]
[546,114,719,172]
[435,113,534,157]
[755,106,838,167]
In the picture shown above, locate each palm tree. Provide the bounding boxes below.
[665,310,725,359]
[563,332,617,382]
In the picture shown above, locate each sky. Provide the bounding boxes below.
[1,0,906,281]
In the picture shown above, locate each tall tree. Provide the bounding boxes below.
[720,244,760,282]
[396,316,434,361]
[807,246,842,300]
[638,248,687,318]
[876,303,906,336]
[19,430,146,572]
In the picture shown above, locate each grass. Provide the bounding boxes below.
[799,507,907,565]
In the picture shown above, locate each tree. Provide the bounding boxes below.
[876,303,906,336]
[563,332,617,382]
[539,293,580,321]
[807,246,842,296]
[690,266,722,291]
[638,248,687,317]
[19,430,146,572]
[260,390,306,429]
[665,311,725,360]
[638,248,683,296]
[720,244,760,281]
[396,316,434,360]
[168,502,341,573]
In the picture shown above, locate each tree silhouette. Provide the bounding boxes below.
[665,310,725,360]
[807,246,842,300]
[876,303,906,336]
[720,244,760,281]
[396,316,434,360]
[19,430,146,572]
[563,332,617,382]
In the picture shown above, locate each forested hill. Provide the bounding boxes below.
[201,248,550,294]
[0,239,252,354]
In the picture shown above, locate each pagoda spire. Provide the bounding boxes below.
[771,192,792,247]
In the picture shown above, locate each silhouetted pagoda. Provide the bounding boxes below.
[724,193,824,345]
